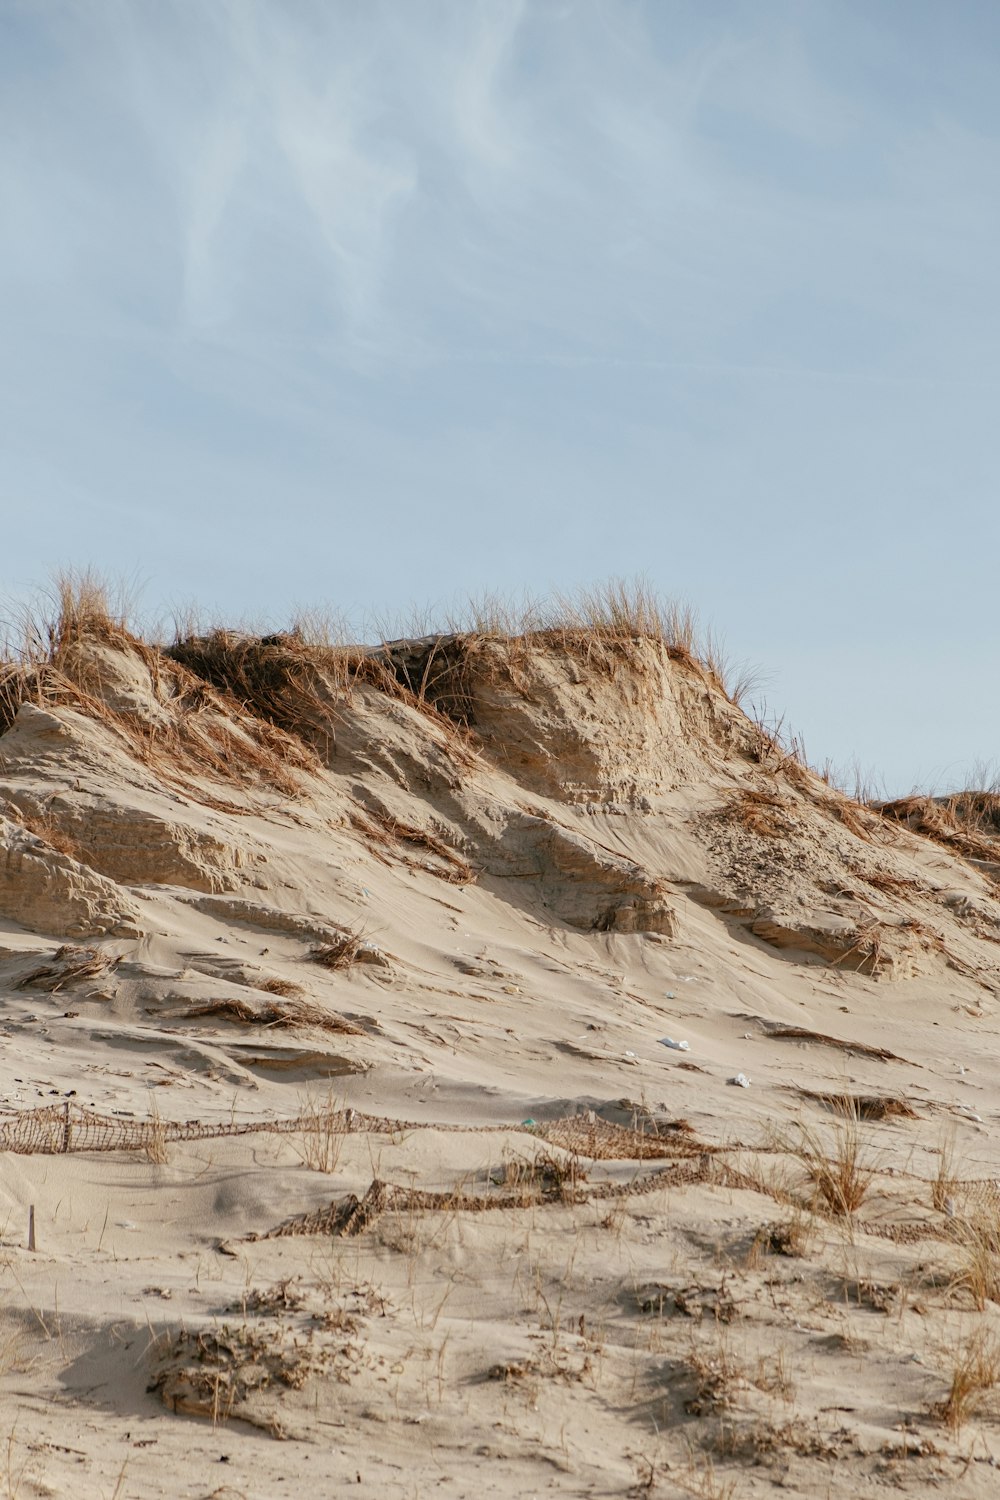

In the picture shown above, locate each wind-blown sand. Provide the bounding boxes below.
[3,607,1000,1497]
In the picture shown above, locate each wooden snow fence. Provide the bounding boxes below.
[0,1101,703,1160]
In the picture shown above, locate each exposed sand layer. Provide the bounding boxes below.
[4,619,1000,1497]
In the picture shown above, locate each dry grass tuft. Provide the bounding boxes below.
[290,1091,346,1174]
[948,1214,1000,1310]
[946,788,1000,836]
[491,1148,587,1204]
[308,928,373,972]
[859,867,922,898]
[932,1131,960,1214]
[933,1328,1000,1431]
[742,705,812,774]
[185,993,362,1035]
[255,976,306,998]
[790,1111,875,1217]
[798,1090,917,1123]
[822,795,881,840]
[423,578,700,659]
[550,579,699,659]
[833,918,895,976]
[633,1452,737,1500]
[16,944,118,993]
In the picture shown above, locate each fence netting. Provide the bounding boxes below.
[0,1101,700,1160]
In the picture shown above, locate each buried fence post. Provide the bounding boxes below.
[61,1101,72,1153]
[28,1204,35,1252]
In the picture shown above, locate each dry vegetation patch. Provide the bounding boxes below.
[877,795,1000,863]
[308,926,388,973]
[798,1090,918,1122]
[747,1215,811,1262]
[150,1319,361,1435]
[760,1022,900,1062]
[710,1418,845,1463]
[348,804,475,884]
[858,866,924,898]
[168,625,480,767]
[238,1279,307,1317]
[932,1133,961,1214]
[184,992,362,1035]
[820,795,882,841]
[382,578,747,731]
[636,1281,739,1325]
[16,943,119,992]
[167,628,356,750]
[682,1337,747,1416]
[726,787,798,839]
[3,800,82,858]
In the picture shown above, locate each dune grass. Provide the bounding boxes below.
[0,571,317,802]
[789,1108,877,1217]
[26,568,1000,883]
[1,572,789,811]
[875,794,1000,862]
[935,1329,1000,1431]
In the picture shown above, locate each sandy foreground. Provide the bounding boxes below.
[3,613,1000,1498]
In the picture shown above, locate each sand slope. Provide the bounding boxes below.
[3,621,1000,1497]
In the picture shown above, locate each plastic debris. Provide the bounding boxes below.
[521,1118,537,1128]
[659,1037,690,1052]
[728,1073,751,1088]
[665,991,675,999]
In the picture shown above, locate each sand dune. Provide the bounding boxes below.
[3,589,1000,1496]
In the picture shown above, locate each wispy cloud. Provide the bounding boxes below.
[3,1,1000,788]
[7,0,997,375]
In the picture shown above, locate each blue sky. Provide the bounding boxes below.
[3,0,999,793]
